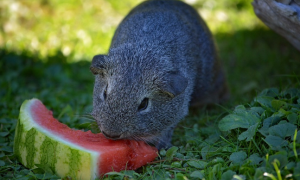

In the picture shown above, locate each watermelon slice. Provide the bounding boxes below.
[14,99,158,179]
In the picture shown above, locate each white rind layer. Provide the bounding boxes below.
[20,98,100,179]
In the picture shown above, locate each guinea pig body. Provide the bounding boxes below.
[90,0,228,149]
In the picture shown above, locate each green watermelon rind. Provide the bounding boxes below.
[14,99,99,180]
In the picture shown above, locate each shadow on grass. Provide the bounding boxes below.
[1,26,300,118]
[216,26,300,105]
[2,26,300,124]
[0,49,95,128]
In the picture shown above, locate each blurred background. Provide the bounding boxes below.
[0,0,259,62]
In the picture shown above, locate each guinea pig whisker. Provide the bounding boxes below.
[145,136,162,146]
[136,136,155,147]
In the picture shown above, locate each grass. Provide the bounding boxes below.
[1,0,300,179]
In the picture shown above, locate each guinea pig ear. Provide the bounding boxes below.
[156,71,188,98]
[90,55,107,75]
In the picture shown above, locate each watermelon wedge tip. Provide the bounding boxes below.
[14,99,158,180]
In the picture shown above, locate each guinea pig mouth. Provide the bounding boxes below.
[101,130,122,140]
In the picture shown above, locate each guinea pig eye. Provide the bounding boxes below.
[138,98,149,111]
[103,85,108,100]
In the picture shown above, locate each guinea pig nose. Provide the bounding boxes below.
[102,130,121,139]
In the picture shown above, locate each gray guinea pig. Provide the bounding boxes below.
[90,0,229,150]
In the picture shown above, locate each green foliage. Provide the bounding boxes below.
[217,88,300,179]
[218,105,260,131]
[166,147,179,161]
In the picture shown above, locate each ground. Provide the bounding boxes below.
[0,0,299,179]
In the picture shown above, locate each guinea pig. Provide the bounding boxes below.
[90,0,228,150]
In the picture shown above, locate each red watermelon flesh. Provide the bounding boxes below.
[14,99,158,179]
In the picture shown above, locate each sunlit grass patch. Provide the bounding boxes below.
[0,0,143,61]
[1,0,261,62]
